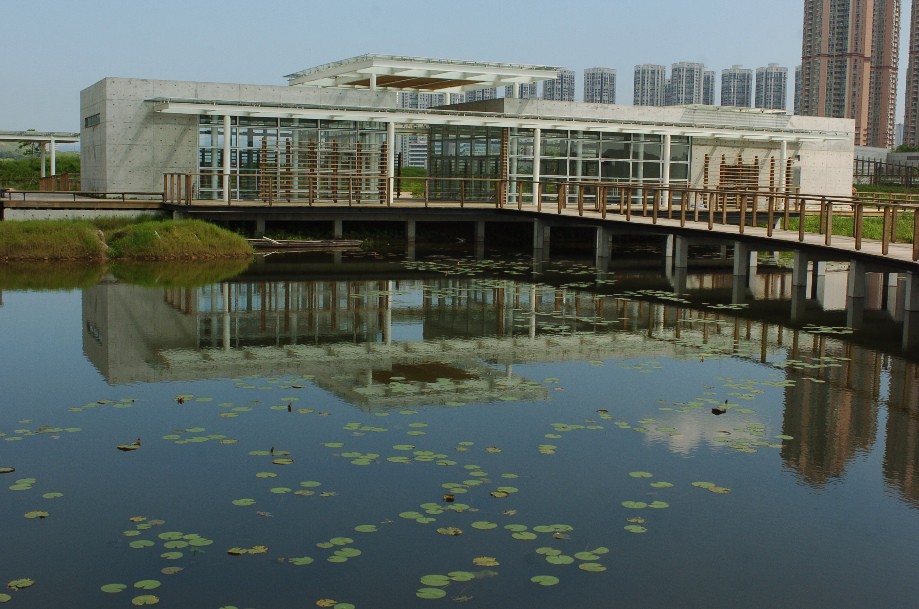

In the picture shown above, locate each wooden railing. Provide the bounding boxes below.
[161,172,919,261]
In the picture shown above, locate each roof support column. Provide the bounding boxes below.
[50,137,56,176]
[532,127,541,203]
[778,140,787,192]
[386,121,395,206]
[370,73,377,91]
[223,115,232,204]
[662,134,671,186]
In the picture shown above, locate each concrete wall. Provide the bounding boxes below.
[80,78,398,193]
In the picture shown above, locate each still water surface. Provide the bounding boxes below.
[1,251,918,609]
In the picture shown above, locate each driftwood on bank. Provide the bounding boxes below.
[246,236,363,251]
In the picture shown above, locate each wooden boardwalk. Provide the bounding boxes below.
[4,189,919,269]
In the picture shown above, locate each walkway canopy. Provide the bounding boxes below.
[0,130,79,176]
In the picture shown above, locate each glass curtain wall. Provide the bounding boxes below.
[198,116,387,202]
[427,125,504,202]
[507,130,691,205]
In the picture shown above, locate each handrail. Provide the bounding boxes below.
[138,172,919,263]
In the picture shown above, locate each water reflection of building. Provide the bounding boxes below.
[883,358,919,507]
[780,341,880,486]
[81,274,919,504]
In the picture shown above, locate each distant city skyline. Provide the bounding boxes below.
[2,0,914,132]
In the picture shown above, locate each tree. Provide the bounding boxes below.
[16,129,41,158]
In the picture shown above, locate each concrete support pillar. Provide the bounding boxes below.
[50,138,56,177]
[475,220,486,244]
[791,251,809,287]
[790,284,808,322]
[529,283,537,339]
[595,226,611,266]
[386,121,395,206]
[732,241,753,277]
[40,144,46,178]
[383,280,392,346]
[532,219,545,250]
[847,259,867,299]
[333,219,343,239]
[222,283,231,351]
[664,234,674,261]
[667,265,687,296]
[406,219,416,245]
[902,272,919,350]
[902,272,919,312]
[811,260,827,303]
[370,73,377,91]
[846,259,867,329]
[255,217,266,236]
[673,235,689,269]
[223,114,232,203]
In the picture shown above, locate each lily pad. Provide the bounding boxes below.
[131,595,160,606]
[6,579,34,591]
[530,575,560,586]
[101,583,127,593]
[416,587,447,599]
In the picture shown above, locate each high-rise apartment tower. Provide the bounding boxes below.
[584,67,616,104]
[633,64,666,106]
[721,65,753,107]
[667,62,705,105]
[903,0,919,146]
[755,64,788,111]
[800,0,900,147]
[543,69,576,101]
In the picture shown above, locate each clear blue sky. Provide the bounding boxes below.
[3,0,906,132]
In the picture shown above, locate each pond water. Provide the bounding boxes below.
[2,249,919,609]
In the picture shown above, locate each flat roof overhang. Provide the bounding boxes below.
[284,54,560,92]
[0,130,79,144]
[149,98,851,144]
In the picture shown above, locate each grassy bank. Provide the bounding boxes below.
[0,218,253,262]
[786,214,916,242]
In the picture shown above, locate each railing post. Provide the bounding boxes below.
[767,193,775,237]
[185,173,192,205]
[557,183,565,214]
[460,180,465,208]
[651,187,659,224]
[536,182,543,213]
[739,193,746,234]
[667,188,673,220]
[825,199,833,245]
[517,180,523,211]
[600,185,607,219]
[882,206,891,254]
[798,197,806,242]
[625,187,632,221]
[890,205,898,243]
[424,179,429,208]
[577,183,584,216]
[912,209,919,260]
[854,202,863,250]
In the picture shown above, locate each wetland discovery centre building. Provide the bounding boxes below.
[79,54,856,206]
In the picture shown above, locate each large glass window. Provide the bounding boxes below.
[197,116,386,202]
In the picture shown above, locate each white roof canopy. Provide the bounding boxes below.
[0,130,79,143]
[149,98,849,143]
[284,54,560,92]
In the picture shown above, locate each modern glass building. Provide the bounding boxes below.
[80,54,857,204]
